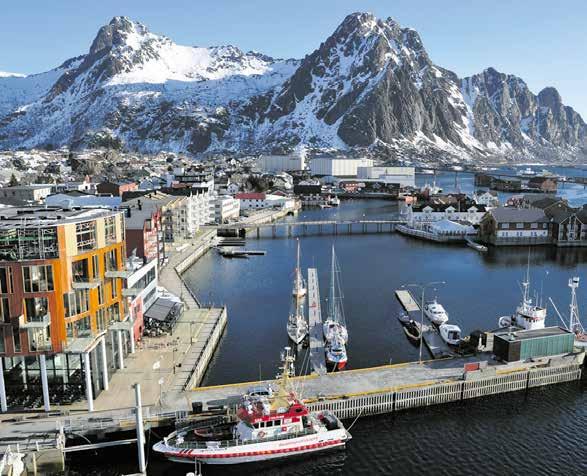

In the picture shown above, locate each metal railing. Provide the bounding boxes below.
[171,427,317,450]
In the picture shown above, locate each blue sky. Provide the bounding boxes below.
[2,0,586,117]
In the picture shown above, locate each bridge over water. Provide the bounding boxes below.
[203,219,407,238]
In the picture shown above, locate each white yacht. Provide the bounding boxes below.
[287,240,309,344]
[439,323,462,346]
[424,299,449,325]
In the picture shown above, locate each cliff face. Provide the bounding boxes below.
[0,13,584,161]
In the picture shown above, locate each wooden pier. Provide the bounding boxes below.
[307,268,326,375]
[395,289,454,358]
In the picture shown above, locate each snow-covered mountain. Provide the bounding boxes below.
[0,14,585,161]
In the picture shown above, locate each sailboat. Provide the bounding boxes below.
[287,240,309,344]
[323,246,348,370]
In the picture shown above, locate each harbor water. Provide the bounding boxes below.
[67,169,587,475]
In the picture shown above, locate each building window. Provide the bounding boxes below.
[104,249,118,272]
[0,328,4,353]
[516,223,524,229]
[92,255,100,279]
[12,328,21,352]
[105,216,116,244]
[63,290,89,317]
[76,221,96,252]
[500,223,509,229]
[97,284,105,306]
[0,267,13,293]
[1,297,9,323]
[108,278,117,300]
[24,296,49,322]
[28,327,51,352]
[96,307,110,332]
[107,303,120,322]
[23,265,54,293]
[73,315,92,338]
[72,259,90,283]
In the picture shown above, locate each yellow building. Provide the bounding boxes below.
[0,207,130,412]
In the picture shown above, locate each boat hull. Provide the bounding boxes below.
[154,431,349,465]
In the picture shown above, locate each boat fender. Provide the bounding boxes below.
[257,431,266,438]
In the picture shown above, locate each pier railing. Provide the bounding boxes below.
[305,363,582,420]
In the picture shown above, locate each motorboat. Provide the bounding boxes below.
[424,299,449,325]
[402,320,422,344]
[325,335,348,370]
[397,311,410,324]
[153,349,351,465]
[439,323,462,346]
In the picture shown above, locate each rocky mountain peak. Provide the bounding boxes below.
[538,87,563,110]
[0,12,584,161]
[89,16,151,56]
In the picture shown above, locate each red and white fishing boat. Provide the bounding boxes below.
[153,349,351,465]
[323,246,349,370]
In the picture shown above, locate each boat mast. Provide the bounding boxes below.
[329,245,336,321]
[295,239,302,312]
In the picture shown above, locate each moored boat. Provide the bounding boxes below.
[423,299,449,325]
[153,349,351,465]
[287,240,309,344]
[403,320,422,343]
[322,246,349,369]
[439,323,462,346]
[498,263,546,331]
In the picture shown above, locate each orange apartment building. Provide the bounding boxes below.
[0,207,132,412]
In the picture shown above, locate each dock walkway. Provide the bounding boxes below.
[395,289,454,358]
[307,268,326,375]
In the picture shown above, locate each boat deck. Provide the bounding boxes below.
[307,268,326,375]
[395,289,455,358]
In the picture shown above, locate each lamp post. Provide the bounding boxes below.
[404,281,446,364]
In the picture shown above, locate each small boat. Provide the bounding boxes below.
[325,335,348,370]
[329,196,341,207]
[153,348,351,465]
[424,299,449,325]
[403,320,422,343]
[397,311,410,324]
[287,240,309,345]
[466,238,488,253]
[319,204,332,209]
[439,323,462,346]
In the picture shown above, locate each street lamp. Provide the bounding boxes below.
[403,281,446,364]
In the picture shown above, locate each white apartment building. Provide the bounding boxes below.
[124,257,159,343]
[214,195,241,223]
[357,166,415,187]
[404,203,488,226]
[310,157,374,177]
[236,192,297,211]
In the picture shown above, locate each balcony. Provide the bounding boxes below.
[105,269,134,279]
[122,287,141,297]
[18,313,51,329]
[72,279,101,290]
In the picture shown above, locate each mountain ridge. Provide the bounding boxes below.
[0,13,584,162]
